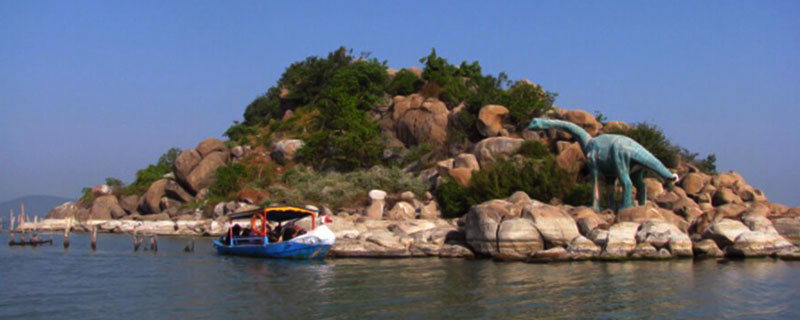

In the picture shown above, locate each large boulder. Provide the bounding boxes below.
[737,186,767,202]
[45,202,78,219]
[680,173,710,196]
[702,218,751,249]
[524,202,580,247]
[119,195,139,214]
[395,97,449,146]
[727,231,794,257]
[772,218,800,246]
[448,168,473,186]
[164,180,193,203]
[385,201,416,220]
[453,153,480,171]
[174,138,230,195]
[477,105,510,137]
[713,188,743,206]
[174,150,202,187]
[567,235,602,259]
[271,139,305,165]
[472,137,524,167]
[184,151,227,194]
[563,109,602,136]
[464,199,518,256]
[711,171,745,189]
[391,94,425,121]
[603,222,639,258]
[196,137,228,157]
[643,178,665,201]
[496,218,544,260]
[91,184,113,197]
[139,179,168,214]
[91,195,126,220]
[555,142,585,173]
[693,239,724,258]
[419,201,441,220]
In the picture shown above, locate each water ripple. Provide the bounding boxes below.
[2,233,800,319]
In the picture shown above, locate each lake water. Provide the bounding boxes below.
[1,232,799,319]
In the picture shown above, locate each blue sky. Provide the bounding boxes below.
[1,1,798,206]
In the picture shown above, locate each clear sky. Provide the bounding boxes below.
[1,1,798,206]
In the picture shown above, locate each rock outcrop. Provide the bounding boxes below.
[477,105,510,137]
[394,96,449,146]
[472,137,524,167]
[173,138,229,194]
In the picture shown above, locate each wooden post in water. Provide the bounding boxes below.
[150,234,158,252]
[132,230,141,251]
[90,226,97,251]
[63,218,71,249]
[33,216,39,242]
[7,211,13,245]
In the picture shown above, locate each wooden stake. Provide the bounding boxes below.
[133,230,141,251]
[63,218,71,249]
[150,234,158,252]
[90,226,97,251]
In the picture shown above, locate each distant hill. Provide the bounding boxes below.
[0,195,74,220]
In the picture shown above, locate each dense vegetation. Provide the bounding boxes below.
[123,147,182,195]
[435,141,590,217]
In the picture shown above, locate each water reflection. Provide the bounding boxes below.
[1,233,799,319]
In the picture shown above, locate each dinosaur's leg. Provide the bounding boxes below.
[633,170,646,206]
[605,177,616,211]
[615,154,633,210]
[591,168,600,211]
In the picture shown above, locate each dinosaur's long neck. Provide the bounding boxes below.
[549,120,592,151]
[631,147,676,180]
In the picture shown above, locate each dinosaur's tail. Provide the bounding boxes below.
[632,148,679,181]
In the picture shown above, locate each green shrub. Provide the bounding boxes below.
[517,140,550,159]
[680,148,718,174]
[696,154,717,175]
[605,122,680,169]
[242,47,354,125]
[275,166,427,208]
[563,183,593,206]
[388,69,423,96]
[209,163,248,199]
[279,47,353,108]
[104,177,124,189]
[124,147,181,195]
[434,176,471,218]
[419,49,470,107]
[433,153,577,218]
[296,59,389,171]
[224,121,260,146]
[242,87,282,125]
[468,157,573,205]
[500,82,555,130]
[78,187,95,206]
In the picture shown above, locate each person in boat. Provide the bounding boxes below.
[281,222,306,241]
[220,224,243,244]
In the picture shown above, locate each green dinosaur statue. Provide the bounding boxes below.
[526,118,679,210]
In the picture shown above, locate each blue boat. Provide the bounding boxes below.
[213,206,335,259]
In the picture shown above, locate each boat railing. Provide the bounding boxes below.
[229,236,267,246]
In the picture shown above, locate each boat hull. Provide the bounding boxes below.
[214,241,331,259]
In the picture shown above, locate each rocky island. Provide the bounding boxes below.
[29,48,800,262]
